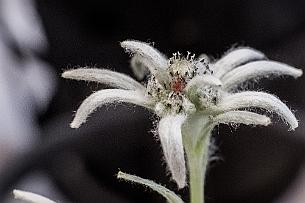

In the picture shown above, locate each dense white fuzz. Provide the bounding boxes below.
[185,75,222,92]
[214,47,266,78]
[130,54,150,80]
[13,190,56,203]
[216,91,298,130]
[117,172,184,203]
[158,115,187,188]
[62,68,145,91]
[63,40,302,192]
[121,40,168,74]
[212,111,271,126]
[71,89,152,128]
[222,61,303,90]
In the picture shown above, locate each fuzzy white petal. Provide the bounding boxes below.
[216,91,298,130]
[71,89,152,128]
[213,47,266,78]
[13,190,56,203]
[117,171,184,203]
[158,115,187,188]
[185,75,222,92]
[121,40,168,77]
[130,54,150,80]
[212,110,271,126]
[62,68,145,91]
[222,61,303,90]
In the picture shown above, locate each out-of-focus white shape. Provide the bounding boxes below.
[14,190,56,203]
[117,171,184,203]
[23,56,57,113]
[0,0,47,51]
[0,1,60,203]
[0,0,56,154]
[275,165,305,203]
[8,172,64,203]
[0,36,36,152]
[0,34,56,151]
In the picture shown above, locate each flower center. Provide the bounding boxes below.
[171,77,186,93]
[146,51,214,115]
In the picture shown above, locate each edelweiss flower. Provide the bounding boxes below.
[62,40,302,188]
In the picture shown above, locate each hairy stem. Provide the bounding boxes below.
[187,138,209,203]
[182,114,212,203]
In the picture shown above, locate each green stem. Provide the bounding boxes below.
[187,143,209,203]
[182,114,213,203]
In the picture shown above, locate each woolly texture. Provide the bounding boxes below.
[70,89,152,128]
[121,40,168,73]
[63,40,302,188]
[213,47,266,78]
[216,91,298,130]
[222,61,303,90]
[62,68,145,91]
[158,115,187,188]
[130,54,150,80]
[212,110,271,126]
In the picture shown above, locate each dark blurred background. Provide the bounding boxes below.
[0,0,305,202]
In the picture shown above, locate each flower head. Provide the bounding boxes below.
[62,40,302,188]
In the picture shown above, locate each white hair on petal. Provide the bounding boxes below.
[213,47,266,78]
[130,54,150,80]
[212,110,271,126]
[121,40,168,74]
[62,68,145,91]
[222,61,303,90]
[215,91,298,130]
[158,114,187,188]
[70,89,152,128]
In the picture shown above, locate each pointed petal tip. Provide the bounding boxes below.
[174,176,186,189]
[12,189,19,196]
[61,70,70,78]
[13,190,23,200]
[296,69,303,77]
[286,111,298,131]
[264,117,272,126]
[70,121,81,129]
[288,121,298,131]
[61,69,78,79]
[117,171,123,178]
[12,190,28,200]
[170,166,186,189]
[120,40,139,49]
[120,40,126,48]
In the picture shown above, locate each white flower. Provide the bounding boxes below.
[62,40,302,188]
[13,189,56,203]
